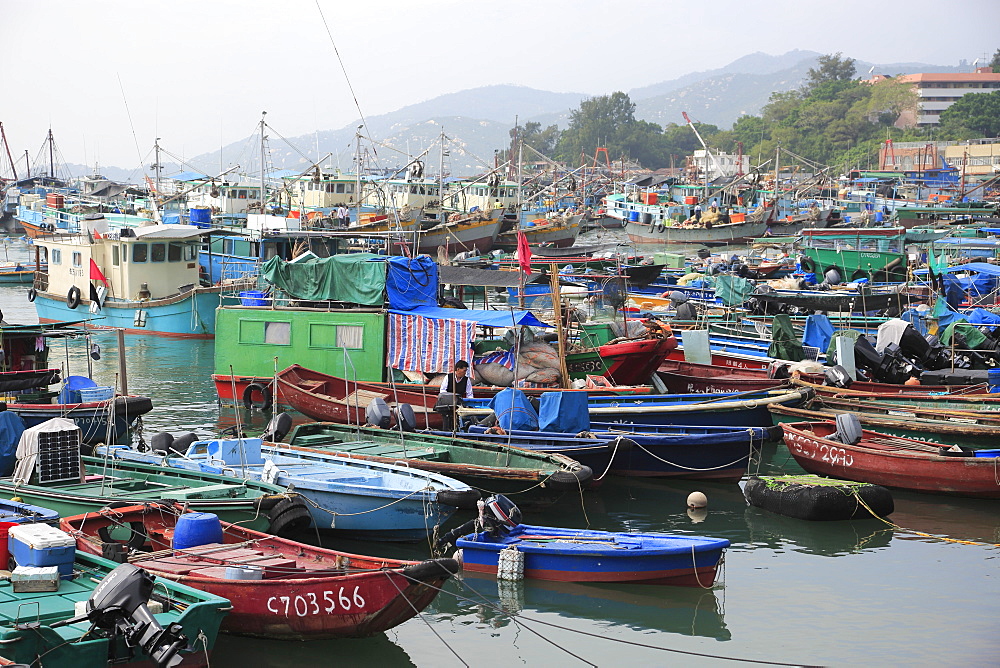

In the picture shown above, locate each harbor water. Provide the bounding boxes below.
[0,236,997,666]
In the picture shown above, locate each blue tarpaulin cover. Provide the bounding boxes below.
[802,314,835,353]
[537,391,590,434]
[388,306,550,329]
[385,256,438,311]
[0,412,26,477]
[489,388,539,432]
[967,308,1000,330]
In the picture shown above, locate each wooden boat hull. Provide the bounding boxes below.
[9,395,153,446]
[64,504,459,640]
[567,335,677,385]
[275,364,443,428]
[456,524,729,585]
[626,218,768,245]
[780,421,1000,498]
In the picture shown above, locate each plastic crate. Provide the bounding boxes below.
[78,386,115,402]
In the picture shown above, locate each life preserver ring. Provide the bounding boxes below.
[66,286,82,309]
[242,382,273,412]
[27,288,36,302]
[798,256,816,273]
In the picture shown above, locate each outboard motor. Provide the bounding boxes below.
[434,392,463,432]
[394,404,417,432]
[261,412,294,442]
[435,494,522,549]
[365,397,392,429]
[824,268,842,286]
[149,432,174,454]
[830,413,862,446]
[824,364,853,389]
[767,361,791,380]
[52,563,188,668]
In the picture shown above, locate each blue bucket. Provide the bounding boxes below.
[58,375,98,404]
[628,211,640,222]
[173,513,224,550]
[973,449,1000,458]
[189,207,212,224]
[988,369,1000,393]
[239,290,268,306]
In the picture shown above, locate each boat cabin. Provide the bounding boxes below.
[283,172,362,211]
[187,181,264,216]
[446,179,518,213]
[32,225,206,302]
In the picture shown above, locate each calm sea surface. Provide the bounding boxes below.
[0,234,997,666]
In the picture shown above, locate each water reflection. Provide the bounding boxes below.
[742,507,894,556]
[454,572,730,641]
[213,630,415,667]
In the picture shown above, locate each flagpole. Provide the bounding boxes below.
[549,263,571,389]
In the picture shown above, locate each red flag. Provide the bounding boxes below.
[516,230,532,274]
[89,259,108,286]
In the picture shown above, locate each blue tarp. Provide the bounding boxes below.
[537,391,590,434]
[931,299,966,331]
[900,308,928,335]
[802,314,835,353]
[0,412,25,477]
[385,256,438,311]
[941,262,1000,277]
[388,306,550,329]
[967,308,1000,331]
[489,388,539,432]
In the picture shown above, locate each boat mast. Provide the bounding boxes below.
[354,128,362,226]
[259,112,267,214]
[438,128,444,213]
[0,123,16,181]
[47,128,55,179]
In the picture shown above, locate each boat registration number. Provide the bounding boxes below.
[266,586,367,617]
[787,433,854,467]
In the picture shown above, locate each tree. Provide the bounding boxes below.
[864,77,917,124]
[804,53,857,92]
[554,92,672,168]
[938,90,1000,138]
[509,122,559,157]
[990,48,1000,73]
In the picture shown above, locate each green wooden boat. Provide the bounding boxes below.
[285,422,593,508]
[1,455,300,534]
[799,227,911,281]
[769,399,1000,449]
[0,551,228,667]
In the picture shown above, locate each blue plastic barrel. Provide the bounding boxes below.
[239,290,268,306]
[189,207,212,224]
[875,211,884,222]
[628,211,640,222]
[173,513,224,549]
[58,375,98,404]
[989,369,1000,393]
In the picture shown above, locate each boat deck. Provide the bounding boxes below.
[291,434,446,461]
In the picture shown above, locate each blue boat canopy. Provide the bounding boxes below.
[388,306,550,329]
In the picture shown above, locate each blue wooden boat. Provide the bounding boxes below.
[0,498,60,524]
[457,524,729,585]
[464,388,811,427]
[457,423,776,481]
[99,437,479,541]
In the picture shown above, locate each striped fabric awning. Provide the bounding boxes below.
[387,312,476,373]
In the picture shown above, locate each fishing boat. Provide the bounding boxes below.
[27,224,238,338]
[63,503,461,640]
[461,423,775,481]
[456,524,729,585]
[2,416,305,534]
[565,324,678,385]
[284,421,593,508]
[494,214,583,250]
[780,420,1000,498]
[0,552,229,667]
[742,474,894,520]
[770,395,1000,448]
[0,261,36,284]
[274,365,444,428]
[416,209,503,254]
[99,436,480,541]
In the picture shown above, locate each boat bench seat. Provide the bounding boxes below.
[298,380,327,393]
[159,483,241,500]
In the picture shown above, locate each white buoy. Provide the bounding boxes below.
[687,507,708,523]
[687,491,708,508]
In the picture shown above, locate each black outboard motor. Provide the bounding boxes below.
[434,392,463,432]
[365,397,392,429]
[261,412,294,442]
[824,365,853,389]
[394,404,417,432]
[53,563,188,668]
[435,494,522,549]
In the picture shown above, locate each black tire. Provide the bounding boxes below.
[66,286,82,309]
[266,497,312,536]
[242,382,273,412]
[850,270,870,282]
[97,521,148,551]
[799,256,816,273]
[26,288,36,302]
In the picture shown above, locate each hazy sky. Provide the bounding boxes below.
[2,0,997,173]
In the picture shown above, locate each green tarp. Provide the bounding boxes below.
[260,253,386,304]
[768,313,805,362]
[715,275,755,307]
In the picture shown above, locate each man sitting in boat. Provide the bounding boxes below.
[440,360,475,400]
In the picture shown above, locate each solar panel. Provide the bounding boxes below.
[35,428,82,485]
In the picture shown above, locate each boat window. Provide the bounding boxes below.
[151,243,166,262]
[168,242,183,262]
[112,245,120,266]
[238,190,247,199]
[72,252,82,267]
[184,245,198,261]
[51,249,61,265]
[336,183,345,193]
[264,321,290,345]
[337,325,364,349]
[133,244,148,263]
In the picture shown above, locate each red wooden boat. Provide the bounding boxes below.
[276,364,446,427]
[780,421,1000,498]
[577,333,678,386]
[658,360,989,396]
[62,503,460,640]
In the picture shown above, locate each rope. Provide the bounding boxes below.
[853,493,1000,548]
[294,484,434,516]
[383,572,469,667]
[631,440,749,472]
